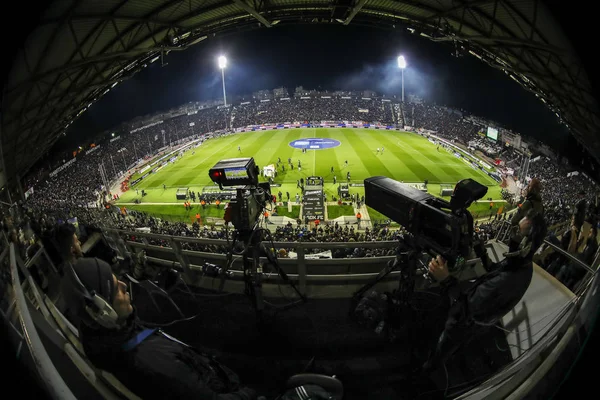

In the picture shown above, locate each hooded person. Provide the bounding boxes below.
[425,208,547,370]
[67,257,257,400]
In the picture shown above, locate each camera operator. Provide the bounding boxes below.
[425,209,546,369]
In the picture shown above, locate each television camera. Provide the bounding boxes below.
[352,176,487,340]
[364,176,487,270]
[209,157,270,233]
[208,157,306,321]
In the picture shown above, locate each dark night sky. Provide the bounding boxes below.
[62,23,569,150]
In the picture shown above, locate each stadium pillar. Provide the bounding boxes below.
[402,68,404,102]
[398,55,407,102]
[218,55,227,106]
[221,67,227,106]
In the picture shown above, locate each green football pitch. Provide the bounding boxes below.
[116,128,505,221]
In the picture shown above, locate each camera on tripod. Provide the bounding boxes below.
[209,157,272,232]
[352,177,487,338]
[208,157,306,320]
[365,176,487,269]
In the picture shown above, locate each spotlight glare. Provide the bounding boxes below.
[218,55,227,69]
[398,55,407,69]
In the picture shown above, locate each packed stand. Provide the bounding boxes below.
[231,97,396,127]
[406,103,480,144]
[526,157,598,216]
[467,137,503,157]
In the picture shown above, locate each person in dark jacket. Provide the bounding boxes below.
[556,225,598,291]
[511,177,543,226]
[70,257,257,400]
[545,215,580,276]
[425,209,546,369]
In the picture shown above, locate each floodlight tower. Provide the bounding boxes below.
[218,55,227,106]
[397,55,407,102]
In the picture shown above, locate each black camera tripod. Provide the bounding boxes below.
[225,226,307,323]
[352,247,422,311]
[351,238,436,351]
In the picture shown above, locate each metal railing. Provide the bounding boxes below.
[458,234,600,399]
[103,227,402,295]
[1,243,76,400]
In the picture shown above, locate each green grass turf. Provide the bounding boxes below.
[274,206,301,219]
[327,204,356,219]
[123,204,226,223]
[117,128,502,220]
[366,206,400,226]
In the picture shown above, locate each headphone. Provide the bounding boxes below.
[63,258,120,329]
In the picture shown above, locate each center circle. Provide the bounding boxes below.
[289,138,341,150]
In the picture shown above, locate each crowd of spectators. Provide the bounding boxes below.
[520,158,598,224]
[527,158,567,182]
[231,97,397,127]
[407,103,480,144]
[467,137,503,157]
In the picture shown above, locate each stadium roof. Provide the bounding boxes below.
[2,0,598,181]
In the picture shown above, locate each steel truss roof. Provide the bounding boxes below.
[2,0,598,180]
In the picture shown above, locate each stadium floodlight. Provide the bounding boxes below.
[218,55,228,106]
[398,55,407,102]
[218,55,227,69]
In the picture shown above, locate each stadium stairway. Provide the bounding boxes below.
[354,204,372,230]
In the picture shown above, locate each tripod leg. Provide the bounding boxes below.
[252,246,264,315]
[271,261,306,302]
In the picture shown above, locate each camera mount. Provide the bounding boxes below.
[208,157,307,323]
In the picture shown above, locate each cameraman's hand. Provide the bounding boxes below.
[428,255,450,282]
